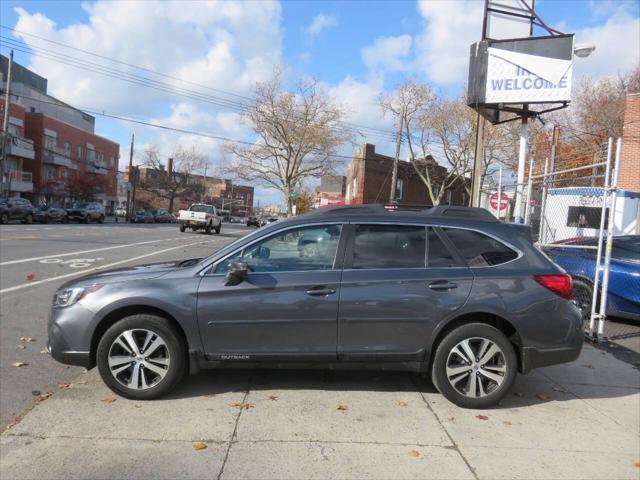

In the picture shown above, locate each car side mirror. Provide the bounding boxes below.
[224,260,250,286]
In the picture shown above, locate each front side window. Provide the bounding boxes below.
[215,225,341,274]
[352,224,425,269]
[443,228,518,267]
[427,228,458,268]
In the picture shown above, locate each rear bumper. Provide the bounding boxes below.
[520,334,583,374]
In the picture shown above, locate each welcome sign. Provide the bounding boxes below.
[485,47,572,103]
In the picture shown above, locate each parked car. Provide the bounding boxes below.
[150,209,173,223]
[132,210,155,223]
[66,202,105,223]
[543,236,640,321]
[178,203,222,234]
[115,206,127,217]
[0,197,36,224]
[35,205,69,224]
[48,205,582,408]
[246,216,262,228]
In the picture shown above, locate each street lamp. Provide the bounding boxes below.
[574,43,596,58]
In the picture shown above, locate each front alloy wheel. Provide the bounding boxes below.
[97,314,187,399]
[107,329,170,390]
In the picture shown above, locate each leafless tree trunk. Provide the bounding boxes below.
[225,70,350,216]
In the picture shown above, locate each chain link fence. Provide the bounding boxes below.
[480,137,636,342]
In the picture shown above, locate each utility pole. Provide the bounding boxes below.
[1,50,14,197]
[201,163,207,203]
[125,132,134,221]
[389,105,405,204]
[130,165,139,217]
[471,112,485,207]
[514,110,529,223]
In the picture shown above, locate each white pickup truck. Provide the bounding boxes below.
[178,203,222,234]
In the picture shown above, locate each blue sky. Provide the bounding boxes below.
[1,0,638,207]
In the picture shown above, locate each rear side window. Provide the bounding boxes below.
[443,228,518,267]
[352,225,425,269]
[427,228,458,268]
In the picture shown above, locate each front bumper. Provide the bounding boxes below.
[48,304,95,368]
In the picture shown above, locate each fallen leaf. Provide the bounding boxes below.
[101,397,117,404]
[25,273,35,281]
[193,442,207,450]
[75,380,88,385]
[11,362,28,368]
[634,462,640,469]
[57,383,71,389]
[551,386,567,393]
[513,392,523,397]
[408,450,420,457]
[20,337,36,343]
[267,395,278,401]
[448,416,455,422]
[134,404,143,409]
[503,421,513,426]
[39,349,49,354]
[33,391,53,403]
[229,402,254,410]
[397,401,408,407]
[5,420,19,429]
[336,405,348,411]
[536,394,551,401]
[16,345,25,350]
[475,415,489,421]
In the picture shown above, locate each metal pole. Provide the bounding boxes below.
[125,133,134,221]
[514,115,528,223]
[596,138,622,341]
[472,113,485,207]
[588,137,613,338]
[389,106,404,204]
[524,156,535,224]
[538,155,550,244]
[495,166,503,219]
[1,50,14,197]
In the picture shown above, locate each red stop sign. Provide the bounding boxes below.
[489,191,509,211]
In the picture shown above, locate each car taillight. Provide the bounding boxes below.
[534,274,573,301]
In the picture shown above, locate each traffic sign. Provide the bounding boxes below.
[489,191,509,211]
[289,193,300,198]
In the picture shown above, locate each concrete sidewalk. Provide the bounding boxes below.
[1,344,639,480]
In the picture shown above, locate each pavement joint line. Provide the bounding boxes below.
[535,369,639,434]
[0,238,220,294]
[217,372,254,480]
[0,237,186,266]
[412,377,480,480]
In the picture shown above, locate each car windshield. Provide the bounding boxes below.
[73,202,89,208]
[613,237,640,262]
[37,205,49,211]
[190,205,213,213]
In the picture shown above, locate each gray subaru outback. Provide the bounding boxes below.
[48,205,583,408]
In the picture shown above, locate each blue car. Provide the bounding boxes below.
[544,236,640,321]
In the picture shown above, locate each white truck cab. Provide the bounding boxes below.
[178,203,222,234]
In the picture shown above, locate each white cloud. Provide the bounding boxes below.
[12,1,282,114]
[361,34,412,73]
[305,14,338,37]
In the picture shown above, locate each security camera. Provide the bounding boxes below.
[574,43,596,58]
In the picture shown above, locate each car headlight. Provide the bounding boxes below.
[53,285,102,307]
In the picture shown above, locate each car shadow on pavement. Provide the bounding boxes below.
[165,359,639,410]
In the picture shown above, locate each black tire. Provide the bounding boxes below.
[432,323,517,409]
[44,215,51,224]
[1,213,8,224]
[215,223,221,234]
[179,224,186,232]
[205,223,212,234]
[24,213,33,224]
[63,215,69,224]
[84,215,90,224]
[98,215,105,224]
[572,278,594,326]
[96,314,187,400]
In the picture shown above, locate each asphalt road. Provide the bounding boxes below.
[0,221,248,428]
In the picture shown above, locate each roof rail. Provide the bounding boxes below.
[304,204,499,222]
[426,205,499,222]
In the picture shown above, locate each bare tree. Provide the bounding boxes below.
[140,145,207,212]
[381,82,502,205]
[226,70,350,216]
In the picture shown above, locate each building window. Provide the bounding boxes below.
[8,124,19,136]
[77,146,83,160]
[45,136,56,150]
[87,149,96,162]
[567,206,608,229]
[63,141,71,153]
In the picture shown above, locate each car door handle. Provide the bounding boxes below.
[306,286,337,296]
[428,280,458,291]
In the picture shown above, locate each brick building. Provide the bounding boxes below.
[1,55,119,207]
[315,175,346,208]
[620,93,639,192]
[345,143,467,206]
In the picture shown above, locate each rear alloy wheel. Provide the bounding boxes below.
[432,323,517,409]
[572,279,594,326]
[97,314,187,400]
